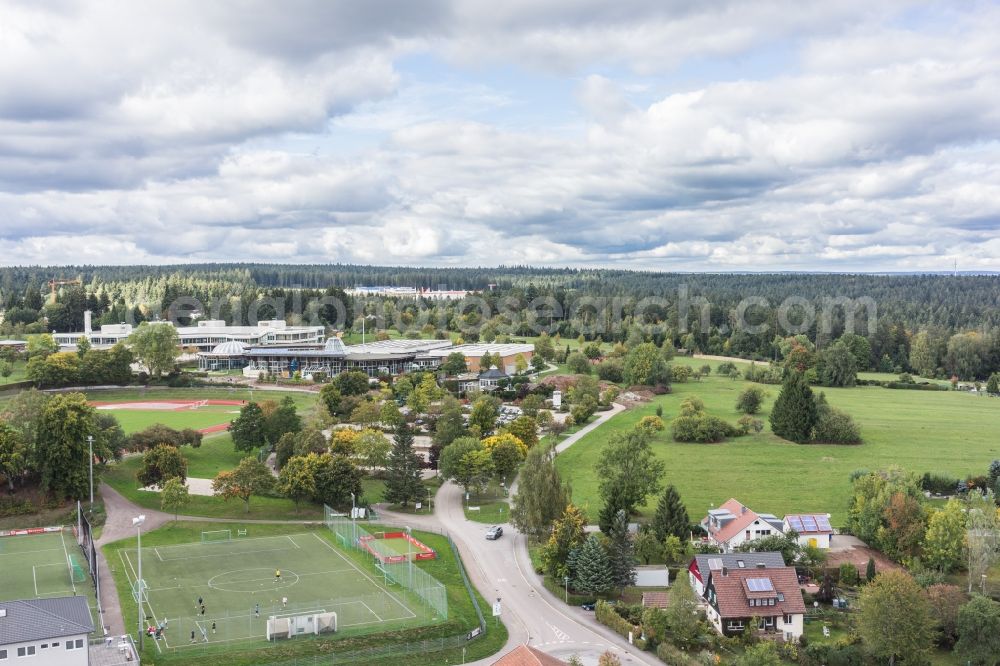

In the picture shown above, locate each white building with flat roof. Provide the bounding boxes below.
[54,312,324,352]
[0,596,94,666]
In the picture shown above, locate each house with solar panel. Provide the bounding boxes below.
[697,559,806,641]
[783,514,834,549]
[700,498,785,553]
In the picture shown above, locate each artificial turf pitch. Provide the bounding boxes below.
[117,532,434,652]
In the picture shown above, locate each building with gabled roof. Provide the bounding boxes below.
[700,498,784,553]
[688,551,786,597]
[0,596,94,664]
[698,563,806,641]
[492,644,568,665]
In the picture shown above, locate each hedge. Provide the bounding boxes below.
[595,600,647,650]
[655,642,703,666]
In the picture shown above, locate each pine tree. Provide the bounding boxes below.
[652,485,690,542]
[866,556,876,583]
[607,509,636,594]
[769,371,818,443]
[598,483,630,535]
[574,534,612,596]
[383,423,424,508]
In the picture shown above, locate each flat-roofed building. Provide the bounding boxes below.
[421,343,534,374]
[54,313,324,352]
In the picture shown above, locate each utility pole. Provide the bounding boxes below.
[87,435,94,509]
[132,515,146,651]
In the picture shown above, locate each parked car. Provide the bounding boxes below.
[485,525,503,540]
[580,602,596,611]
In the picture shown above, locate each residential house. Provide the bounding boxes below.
[687,551,786,597]
[783,514,834,549]
[0,596,94,665]
[700,498,784,553]
[699,563,806,641]
[492,644,568,665]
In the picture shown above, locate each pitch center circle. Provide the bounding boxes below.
[207,568,299,593]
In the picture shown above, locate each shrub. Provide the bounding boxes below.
[672,414,736,443]
[736,415,763,435]
[596,359,624,383]
[717,361,738,375]
[744,363,784,384]
[812,406,862,444]
[735,386,765,414]
[921,472,960,495]
[839,563,859,586]
[655,642,703,666]
[637,415,665,433]
[595,601,646,649]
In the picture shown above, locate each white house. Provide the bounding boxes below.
[0,597,93,665]
[783,514,834,549]
[695,561,806,642]
[700,498,784,553]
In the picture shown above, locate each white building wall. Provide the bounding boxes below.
[777,613,804,639]
[0,633,89,666]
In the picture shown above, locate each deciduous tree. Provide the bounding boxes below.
[955,595,1000,664]
[37,392,95,499]
[541,503,588,579]
[230,402,266,453]
[160,476,190,520]
[923,498,965,572]
[858,570,935,666]
[278,454,317,509]
[128,322,179,376]
[596,426,664,518]
[137,445,187,489]
[212,457,274,513]
[510,446,570,540]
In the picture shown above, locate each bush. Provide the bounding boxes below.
[812,407,862,444]
[839,563,859,586]
[717,361,738,375]
[0,497,36,517]
[672,414,736,443]
[596,359,624,383]
[655,642,703,666]
[884,381,948,391]
[595,601,646,649]
[566,352,591,374]
[736,415,763,435]
[744,363,784,384]
[735,387,765,414]
[921,472,960,495]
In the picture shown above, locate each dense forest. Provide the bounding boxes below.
[2,264,999,379]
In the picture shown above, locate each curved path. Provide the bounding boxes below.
[379,402,655,666]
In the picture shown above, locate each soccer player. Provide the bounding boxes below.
[212,621,217,635]
[282,596,287,609]
[190,630,195,644]
[200,604,206,616]
[254,603,260,618]
[197,595,203,609]
[274,569,281,583]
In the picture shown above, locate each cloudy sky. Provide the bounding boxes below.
[1,1,998,271]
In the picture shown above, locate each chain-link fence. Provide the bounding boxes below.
[324,508,448,619]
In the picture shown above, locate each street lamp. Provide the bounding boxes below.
[564,576,569,603]
[86,435,94,509]
[132,515,146,651]
[350,492,357,544]
[361,314,376,345]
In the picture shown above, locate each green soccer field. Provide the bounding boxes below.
[0,529,84,602]
[116,530,437,654]
[97,404,239,434]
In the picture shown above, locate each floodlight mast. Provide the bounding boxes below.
[132,515,146,651]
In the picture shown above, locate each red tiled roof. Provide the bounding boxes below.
[493,645,569,666]
[710,568,806,619]
[642,592,670,608]
[705,498,761,546]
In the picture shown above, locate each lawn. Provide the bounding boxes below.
[103,521,506,666]
[100,405,239,434]
[555,359,1000,525]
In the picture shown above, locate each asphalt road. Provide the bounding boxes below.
[380,402,658,666]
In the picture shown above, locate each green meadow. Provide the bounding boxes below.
[555,357,1000,526]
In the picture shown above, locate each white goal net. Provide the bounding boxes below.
[266,610,337,640]
[200,529,232,543]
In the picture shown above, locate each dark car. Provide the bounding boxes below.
[485,525,503,540]
[581,602,596,611]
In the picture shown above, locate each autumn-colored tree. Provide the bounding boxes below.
[858,570,935,665]
[880,491,927,561]
[541,503,588,580]
[212,457,275,513]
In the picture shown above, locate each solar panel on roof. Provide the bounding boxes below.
[746,577,774,592]
[816,515,831,531]
[707,558,723,570]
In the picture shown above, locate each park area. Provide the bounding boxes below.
[556,355,1000,525]
[0,527,101,627]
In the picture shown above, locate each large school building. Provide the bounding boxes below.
[197,339,534,378]
[54,312,325,352]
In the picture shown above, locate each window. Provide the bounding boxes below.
[51,643,58,648]
[0,648,7,659]
[16,646,34,656]
[39,645,46,650]
[777,593,784,602]
[784,614,794,624]
[726,620,745,630]
[65,642,73,651]
[75,639,83,649]
[736,560,745,568]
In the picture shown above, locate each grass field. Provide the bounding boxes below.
[0,529,101,627]
[555,357,1000,525]
[97,403,240,434]
[116,531,435,655]
[104,521,507,666]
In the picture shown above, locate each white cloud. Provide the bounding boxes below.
[0,1,997,271]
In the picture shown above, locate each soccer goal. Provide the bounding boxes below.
[189,399,209,410]
[67,554,87,584]
[131,579,149,604]
[266,610,336,641]
[201,529,232,544]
